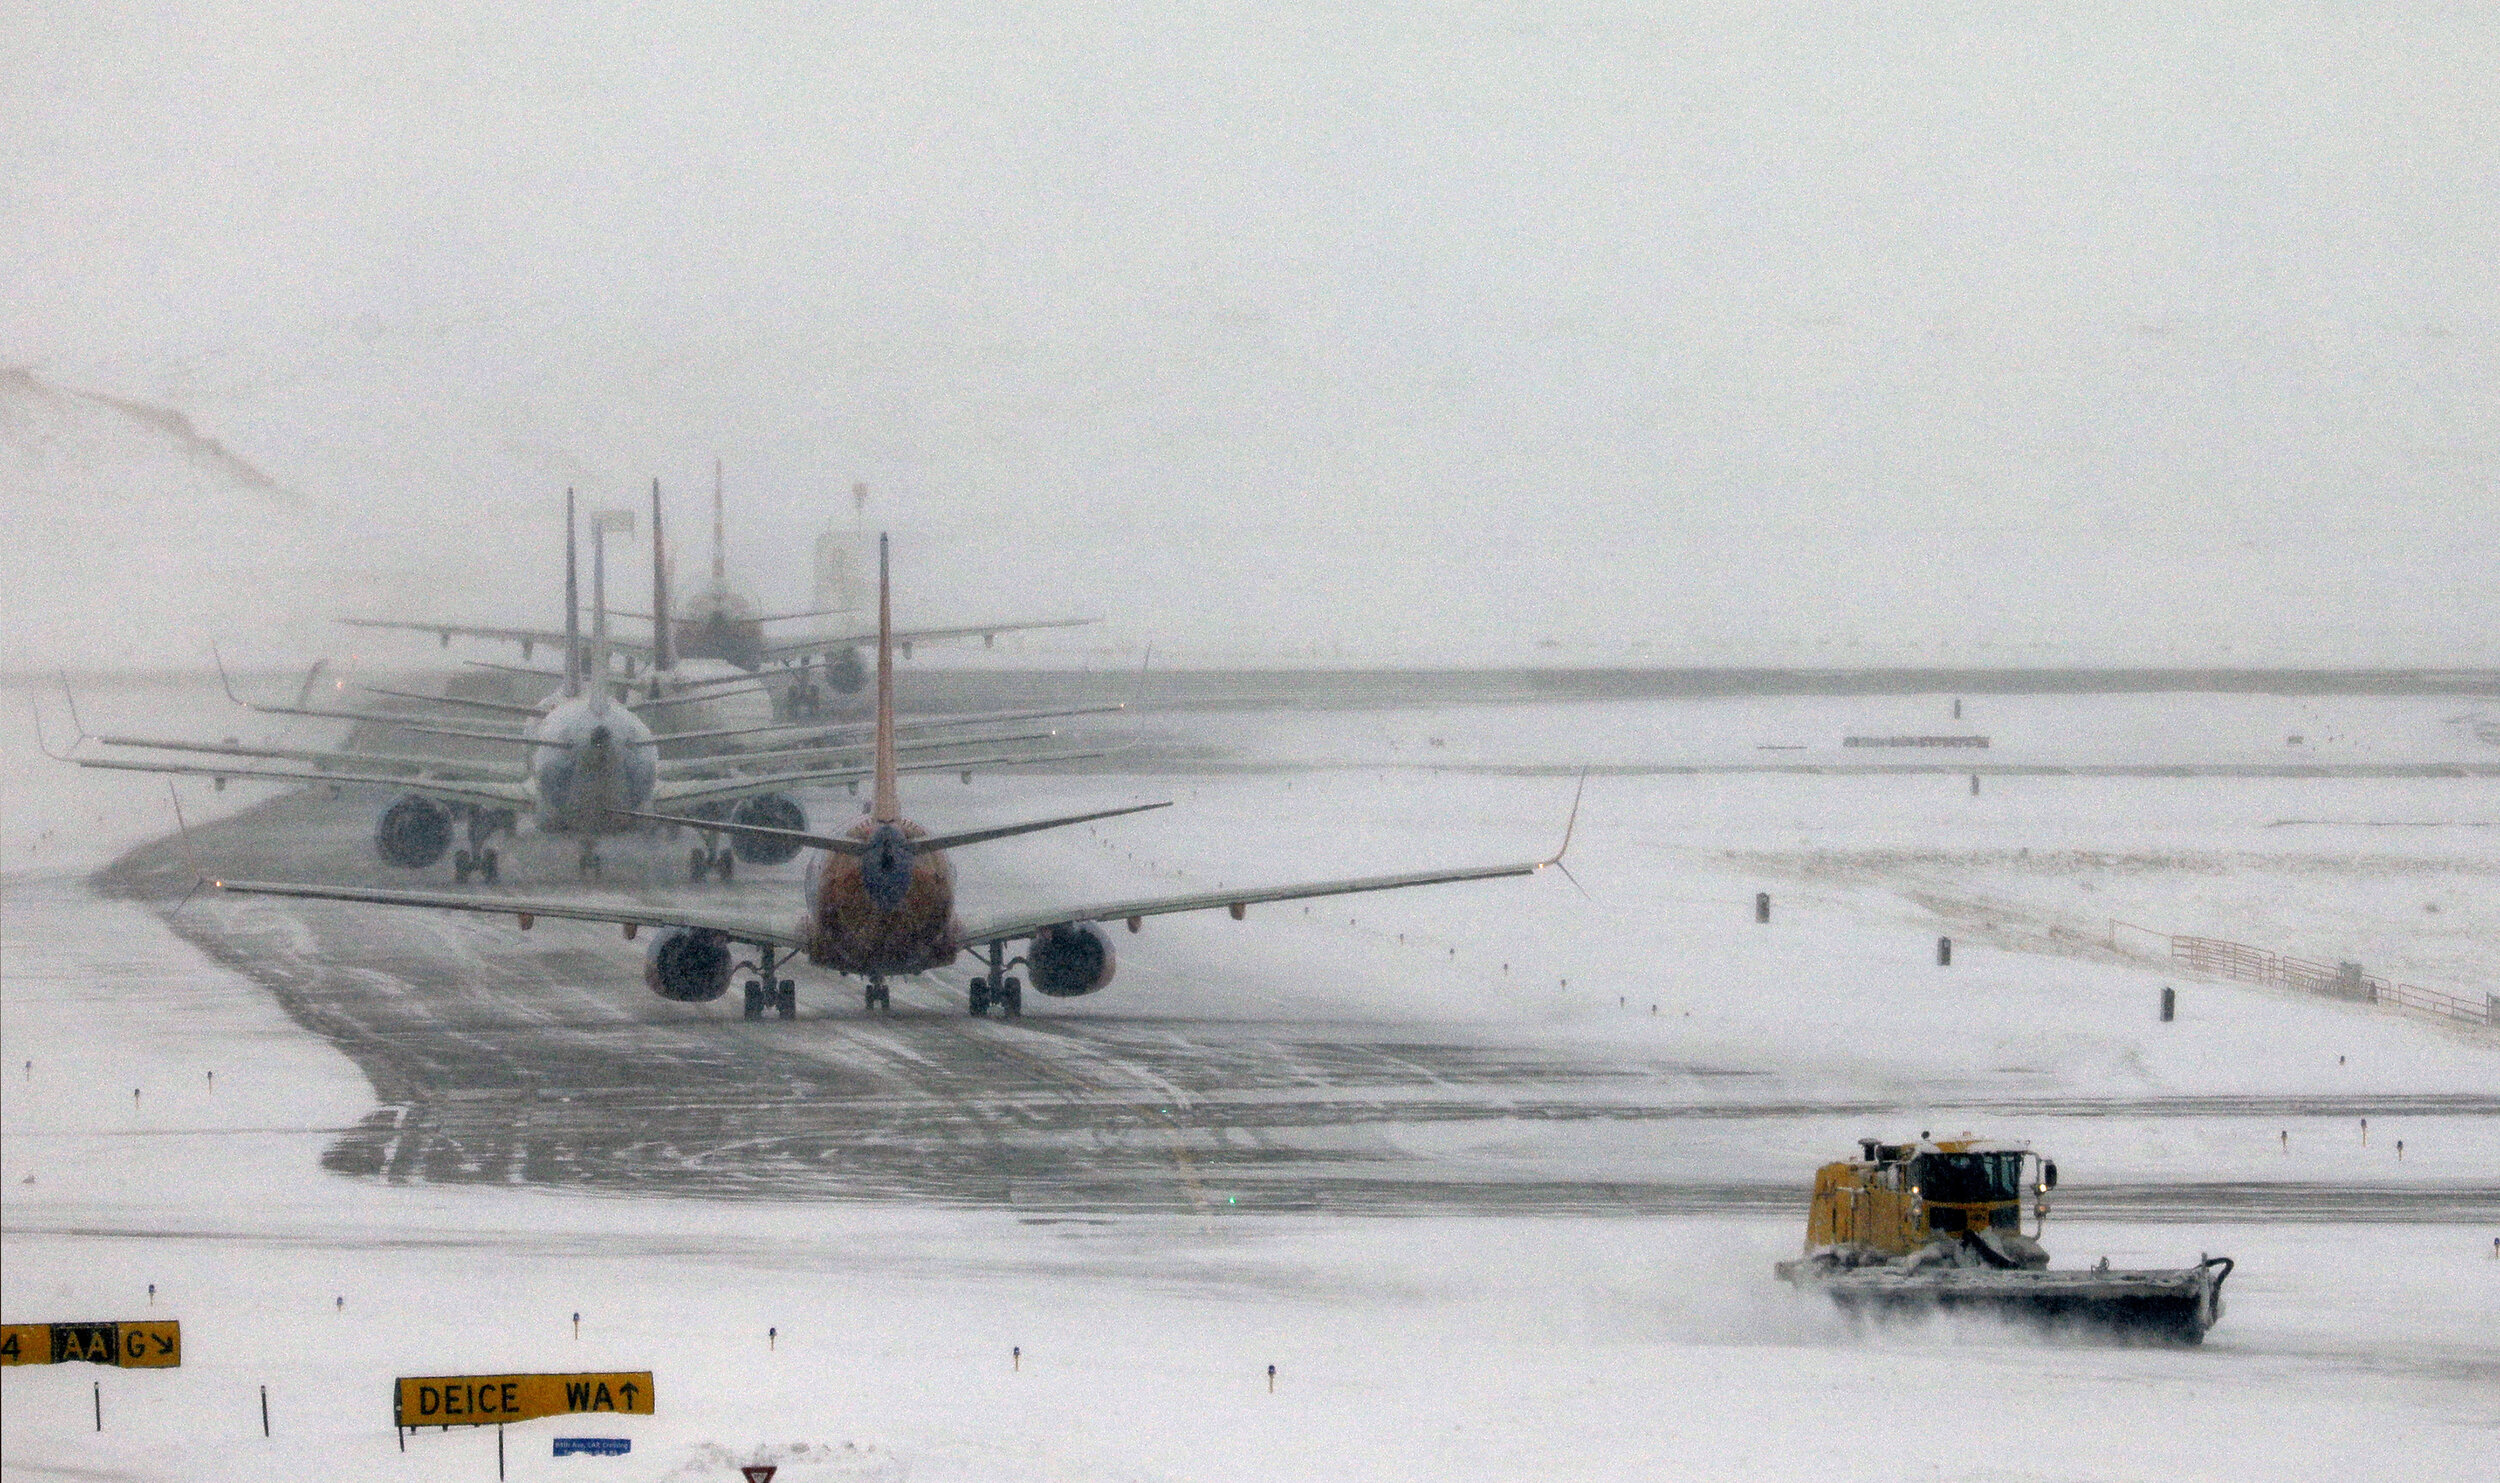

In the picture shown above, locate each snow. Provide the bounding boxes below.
[6,685,2497,1480]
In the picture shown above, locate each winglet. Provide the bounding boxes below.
[35,672,89,758]
[167,782,208,920]
[1540,769,1590,898]
[212,643,252,709]
[294,658,329,710]
[31,697,76,761]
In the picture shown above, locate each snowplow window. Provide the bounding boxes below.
[1911,1152,2024,1203]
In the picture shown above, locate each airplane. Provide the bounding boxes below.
[207,535,1578,1020]
[342,462,1094,706]
[57,497,1111,883]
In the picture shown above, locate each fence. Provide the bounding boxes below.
[2158,930,2493,1028]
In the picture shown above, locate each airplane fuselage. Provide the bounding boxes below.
[673,586,769,671]
[800,817,962,976]
[528,697,659,835]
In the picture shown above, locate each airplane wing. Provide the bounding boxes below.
[654,727,1062,778]
[631,796,1167,857]
[339,617,659,659]
[957,858,1551,948]
[360,686,549,718]
[755,617,1096,663]
[87,736,511,781]
[208,879,807,953]
[646,746,1111,809]
[639,703,1128,757]
[75,755,536,810]
[611,607,849,625]
[636,702,1101,751]
[204,652,542,743]
[959,777,1586,946]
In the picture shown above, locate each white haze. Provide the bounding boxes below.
[4,3,2496,670]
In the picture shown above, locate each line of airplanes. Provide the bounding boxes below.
[343,462,1091,701]
[57,484,1576,1020]
[49,485,1120,883]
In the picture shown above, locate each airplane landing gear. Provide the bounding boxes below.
[742,978,797,1020]
[578,840,602,878]
[969,941,1025,1017]
[687,841,733,882]
[736,948,796,1021]
[863,978,891,1012]
[453,809,504,883]
[967,976,1024,1017]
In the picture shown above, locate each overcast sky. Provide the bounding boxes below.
[5,3,2494,668]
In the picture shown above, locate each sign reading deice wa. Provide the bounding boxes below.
[0,1321,181,1368]
[394,1372,653,1428]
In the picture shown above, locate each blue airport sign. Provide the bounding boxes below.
[554,1437,631,1457]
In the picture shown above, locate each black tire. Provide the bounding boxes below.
[1003,977,1024,1018]
[717,850,734,881]
[742,983,762,1020]
[776,982,796,1019]
[481,850,499,884]
[968,979,990,1016]
[454,850,472,884]
[689,847,708,882]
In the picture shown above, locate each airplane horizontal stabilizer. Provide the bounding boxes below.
[913,800,1171,852]
[76,756,535,811]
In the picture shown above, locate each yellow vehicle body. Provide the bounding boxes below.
[1777,1135,2234,1344]
[1803,1136,2035,1258]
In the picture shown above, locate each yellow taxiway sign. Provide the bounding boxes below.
[0,1321,181,1368]
[394,1372,654,1428]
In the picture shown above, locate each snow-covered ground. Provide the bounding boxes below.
[5,680,2496,1480]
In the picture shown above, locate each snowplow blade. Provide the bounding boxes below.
[1777,1256,2233,1344]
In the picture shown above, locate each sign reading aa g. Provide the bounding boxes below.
[0,1322,181,1368]
[395,1372,653,1428]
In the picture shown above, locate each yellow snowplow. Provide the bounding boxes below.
[1774,1136,2232,1343]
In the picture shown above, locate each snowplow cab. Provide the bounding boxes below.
[1804,1136,2052,1260]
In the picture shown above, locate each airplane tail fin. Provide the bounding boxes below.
[651,478,676,677]
[563,490,582,698]
[711,458,727,587]
[587,507,632,711]
[872,533,899,822]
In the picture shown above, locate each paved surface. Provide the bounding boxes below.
[102,786,2500,1223]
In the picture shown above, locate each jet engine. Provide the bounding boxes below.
[375,796,452,869]
[729,793,806,865]
[643,925,734,1002]
[825,646,867,693]
[1027,921,1117,997]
